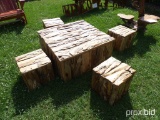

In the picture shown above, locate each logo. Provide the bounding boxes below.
[126,109,156,117]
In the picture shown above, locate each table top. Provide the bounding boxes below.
[139,14,159,24]
[38,20,114,62]
[117,13,134,20]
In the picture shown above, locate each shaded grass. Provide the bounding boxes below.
[12,72,91,115]
[0,0,160,119]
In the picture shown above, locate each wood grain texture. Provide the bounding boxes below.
[38,20,115,81]
[117,13,134,20]
[138,14,160,29]
[15,49,54,90]
[108,25,136,51]
[92,57,136,105]
[0,0,27,23]
[42,18,64,28]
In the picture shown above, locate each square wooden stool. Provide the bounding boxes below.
[108,25,136,51]
[92,57,136,105]
[42,18,64,28]
[15,49,54,90]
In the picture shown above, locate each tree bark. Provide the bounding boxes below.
[138,0,145,17]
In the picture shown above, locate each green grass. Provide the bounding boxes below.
[0,0,160,119]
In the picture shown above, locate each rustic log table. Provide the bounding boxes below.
[38,20,115,81]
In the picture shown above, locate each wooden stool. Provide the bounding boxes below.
[42,18,64,28]
[108,25,136,51]
[138,14,160,30]
[92,57,136,105]
[15,49,54,90]
[117,13,135,27]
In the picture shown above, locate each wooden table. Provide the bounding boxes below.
[62,0,108,16]
[73,0,99,14]
[38,20,115,81]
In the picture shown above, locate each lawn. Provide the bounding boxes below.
[0,0,160,119]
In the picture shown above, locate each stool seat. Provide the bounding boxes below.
[42,18,64,28]
[117,13,134,20]
[139,14,160,24]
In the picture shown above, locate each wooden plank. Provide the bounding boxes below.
[81,51,91,73]
[93,56,117,73]
[63,60,72,81]
[91,72,100,92]
[103,62,128,77]
[0,0,27,23]
[17,54,47,68]
[15,49,44,62]
[109,84,119,105]
[22,71,40,89]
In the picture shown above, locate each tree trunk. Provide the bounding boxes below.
[138,0,145,17]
